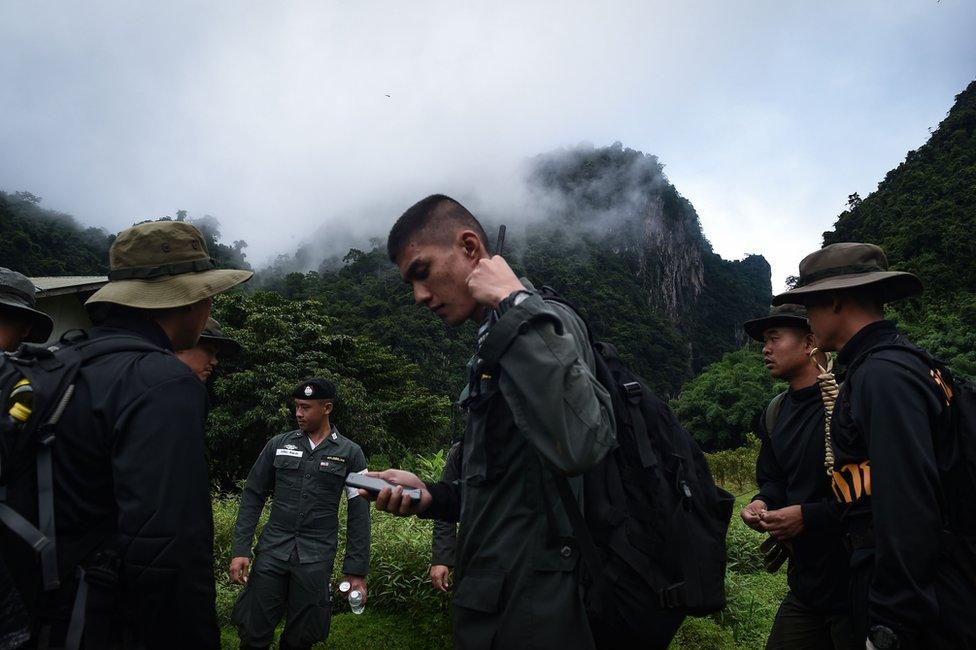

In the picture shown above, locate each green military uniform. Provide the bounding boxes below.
[231,425,370,649]
[422,280,616,650]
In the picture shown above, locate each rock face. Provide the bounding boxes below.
[630,193,706,323]
[527,142,770,374]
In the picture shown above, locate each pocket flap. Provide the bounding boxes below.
[453,572,505,613]
[273,454,301,469]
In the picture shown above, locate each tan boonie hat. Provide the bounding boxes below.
[772,242,921,306]
[743,304,809,342]
[0,267,55,343]
[86,221,253,309]
[198,317,242,356]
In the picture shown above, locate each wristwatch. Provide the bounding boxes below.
[867,625,900,649]
[497,289,532,316]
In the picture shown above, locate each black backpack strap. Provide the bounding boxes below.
[846,338,935,375]
[763,391,788,437]
[552,474,605,587]
[0,487,49,553]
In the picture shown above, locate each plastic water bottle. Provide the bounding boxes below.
[339,580,366,615]
[348,590,365,615]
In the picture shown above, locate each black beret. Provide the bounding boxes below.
[292,378,337,400]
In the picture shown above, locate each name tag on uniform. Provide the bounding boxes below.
[276,448,304,458]
[326,455,346,463]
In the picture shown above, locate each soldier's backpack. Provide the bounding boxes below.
[537,288,735,645]
[0,332,166,650]
[846,339,976,539]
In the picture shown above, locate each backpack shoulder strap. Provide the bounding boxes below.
[763,391,788,436]
[538,286,595,343]
[846,337,935,376]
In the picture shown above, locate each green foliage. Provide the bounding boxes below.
[0,190,112,275]
[705,434,762,494]
[824,80,976,378]
[890,294,976,379]
[207,291,451,488]
[260,250,478,401]
[400,446,449,484]
[672,348,785,451]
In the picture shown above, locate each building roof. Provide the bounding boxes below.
[31,276,108,297]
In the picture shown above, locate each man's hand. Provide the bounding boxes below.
[229,556,250,585]
[740,500,768,532]
[357,469,433,516]
[465,256,525,309]
[760,505,804,540]
[342,575,367,604]
[430,564,451,592]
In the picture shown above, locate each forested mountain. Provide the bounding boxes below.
[824,80,976,376]
[267,143,772,398]
[2,142,773,464]
[677,79,976,452]
[0,193,251,274]
[0,191,112,275]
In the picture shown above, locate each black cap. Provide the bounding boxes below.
[292,378,337,400]
[742,304,810,342]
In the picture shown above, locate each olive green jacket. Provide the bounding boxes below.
[424,283,616,649]
[232,426,370,575]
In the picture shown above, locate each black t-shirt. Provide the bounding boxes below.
[755,382,848,613]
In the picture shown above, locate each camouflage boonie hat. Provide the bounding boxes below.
[743,304,809,342]
[198,317,242,356]
[86,221,253,309]
[772,242,921,306]
[0,267,54,343]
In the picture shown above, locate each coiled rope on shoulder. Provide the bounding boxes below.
[810,347,839,477]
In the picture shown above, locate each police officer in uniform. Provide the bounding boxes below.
[740,304,854,649]
[175,317,241,381]
[230,378,371,650]
[361,195,616,650]
[0,267,54,351]
[773,242,976,649]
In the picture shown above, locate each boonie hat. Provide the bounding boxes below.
[0,267,55,343]
[743,304,810,342]
[86,221,253,309]
[198,317,242,356]
[292,378,337,400]
[772,242,921,306]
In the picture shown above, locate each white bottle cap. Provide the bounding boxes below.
[339,580,351,593]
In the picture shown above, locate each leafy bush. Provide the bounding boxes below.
[672,348,784,451]
[207,292,451,489]
[706,435,762,495]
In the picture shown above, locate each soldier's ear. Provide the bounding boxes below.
[322,400,334,415]
[459,230,485,260]
[804,332,817,353]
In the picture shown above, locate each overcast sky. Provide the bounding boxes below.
[2,1,974,289]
